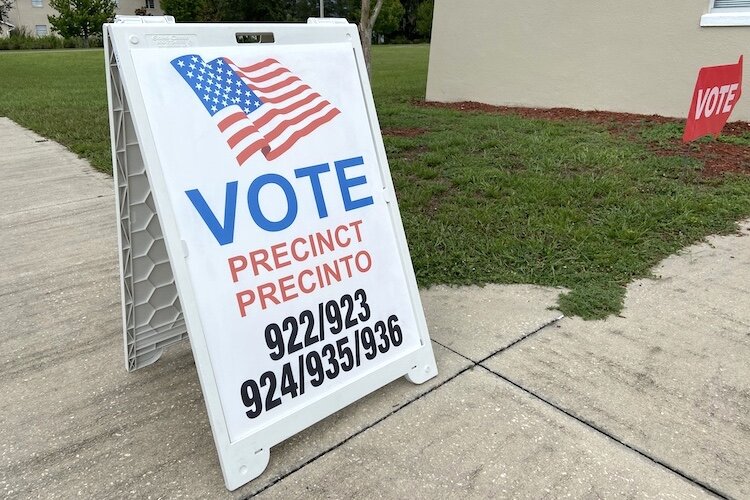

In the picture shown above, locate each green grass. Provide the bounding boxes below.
[2,45,750,319]
[0,49,111,171]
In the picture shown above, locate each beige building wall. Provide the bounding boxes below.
[8,0,54,36]
[5,0,162,37]
[426,0,750,121]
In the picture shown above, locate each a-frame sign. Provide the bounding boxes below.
[105,16,438,490]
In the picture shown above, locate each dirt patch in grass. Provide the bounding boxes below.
[420,100,750,178]
[382,127,428,137]
[397,144,429,162]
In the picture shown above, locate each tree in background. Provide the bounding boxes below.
[159,0,203,21]
[373,0,403,40]
[157,0,430,77]
[48,0,116,47]
[225,0,296,23]
[398,0,419,40]
[0,0,14,24]
[415,0,432,37]
[159,0,233,22]
[359,0,383,77]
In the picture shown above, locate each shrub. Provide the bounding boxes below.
[0,27,101,50]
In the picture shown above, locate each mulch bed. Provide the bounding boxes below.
[416,101,750,178]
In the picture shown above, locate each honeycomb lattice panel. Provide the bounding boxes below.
[109,39,188,371]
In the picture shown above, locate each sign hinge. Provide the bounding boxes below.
[114,15,175,24]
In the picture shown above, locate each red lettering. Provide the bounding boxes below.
[298,269,316,293]
[270,242,291,269]
[321,260,341,286]
[334,224,351,247]
[228,255,248,283]
[339,254,354,277]
[308,233,318,257]
[236,290,255,318]
[350,219,364,242]
[290,237,309,261]
[316,229,336,253]
[278,274,299,302]
[315,264,325,288]
[355,250,372,273]
[257,282,279,310]
[249,248,272,276]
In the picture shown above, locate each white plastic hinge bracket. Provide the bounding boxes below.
[115,15,176,24]
[307,17,349,25]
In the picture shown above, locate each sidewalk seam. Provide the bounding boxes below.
[435,320,730,499]
[477,314,565,364]
[249,315,730,499]
[247,318,565,498]
[431,314,564,365]
[245,350,475,499]
[481,366,730,499]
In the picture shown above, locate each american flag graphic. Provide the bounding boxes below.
[171,54,341,164]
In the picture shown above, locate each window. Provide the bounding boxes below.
[31,0,42,7]
[145,0,154,8]
[713,0,750,10]
[35,24,47,36]
[701,0,750,26]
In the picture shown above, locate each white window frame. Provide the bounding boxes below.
[31,0,42,7]
[701,0,750,26]
[35,24,47,36]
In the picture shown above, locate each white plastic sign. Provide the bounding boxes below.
[105,19,437,490]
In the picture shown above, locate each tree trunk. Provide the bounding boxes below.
[358,22,372,77]
[359,0,384,78]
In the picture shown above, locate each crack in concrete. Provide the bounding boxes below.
[246,317,565,498]
[245,353,475,498]
[481,366,730,500]
[435,317,731,500]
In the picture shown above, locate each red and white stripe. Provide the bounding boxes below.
[214,106,270,166]
[223,57,341,162]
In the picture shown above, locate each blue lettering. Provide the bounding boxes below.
[187,156,374,244]
[294,163,331,218]
[185,181,238,246]
[248,174,298,232]
[335,156,373,211]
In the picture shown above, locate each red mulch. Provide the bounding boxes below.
[418,101,750,178]
[650,137,750,178]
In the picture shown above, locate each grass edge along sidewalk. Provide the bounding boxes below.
[2,45,750,319]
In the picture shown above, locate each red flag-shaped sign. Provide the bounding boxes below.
[683,56,743,143]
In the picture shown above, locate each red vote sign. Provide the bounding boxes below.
[683,56,743,143]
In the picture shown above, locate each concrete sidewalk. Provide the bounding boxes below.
[1,116,748,499]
